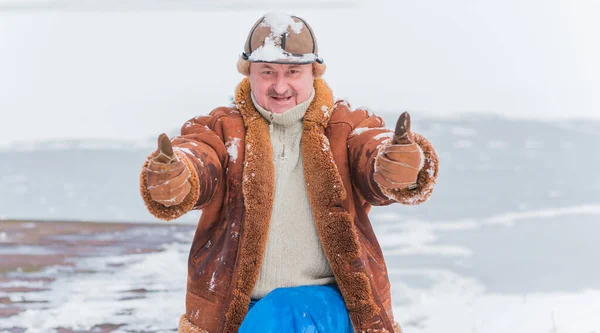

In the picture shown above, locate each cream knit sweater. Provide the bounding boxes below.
[250,90,336,299]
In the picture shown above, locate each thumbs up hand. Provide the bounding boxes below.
[374,112,422,190]
[145,133,192,207]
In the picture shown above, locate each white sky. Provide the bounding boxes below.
[0,0,599,144]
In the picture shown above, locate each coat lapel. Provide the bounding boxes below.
[223,79,275,332]
[301,79,380,328]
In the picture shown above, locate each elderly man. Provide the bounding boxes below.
[140,12,438,333]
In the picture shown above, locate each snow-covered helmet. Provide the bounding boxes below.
[237,13,326,77]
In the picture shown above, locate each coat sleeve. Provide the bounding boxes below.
[139,110,229,221]
[347,108,439,206]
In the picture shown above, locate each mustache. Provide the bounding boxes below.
[267,89,296,98]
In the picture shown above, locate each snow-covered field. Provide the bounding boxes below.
[0,221,192,332]
[2,202,600,332]
[380,207,600,333]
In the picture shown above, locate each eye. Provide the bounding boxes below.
[289,70,300,75]
[262,70,274,75]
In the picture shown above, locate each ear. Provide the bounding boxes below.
[237,57,250,77]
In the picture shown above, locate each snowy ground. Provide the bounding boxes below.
[0,221,192,333]
[2,203,600,332]
[376,207,600,333]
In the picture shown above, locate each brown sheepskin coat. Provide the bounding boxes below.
[139,78,439,333]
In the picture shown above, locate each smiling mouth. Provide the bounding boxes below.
[270,96,292,102]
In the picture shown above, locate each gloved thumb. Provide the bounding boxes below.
[392,111,413,145]
[153,133,176,164]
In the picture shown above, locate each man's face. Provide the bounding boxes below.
[249,63,314,114]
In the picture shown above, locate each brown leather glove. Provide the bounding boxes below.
[145,133,191,207]
[374,112,422,190]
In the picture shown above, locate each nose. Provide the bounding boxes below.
[272,74,288,95]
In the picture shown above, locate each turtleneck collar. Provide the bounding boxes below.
[251,88,315,127]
